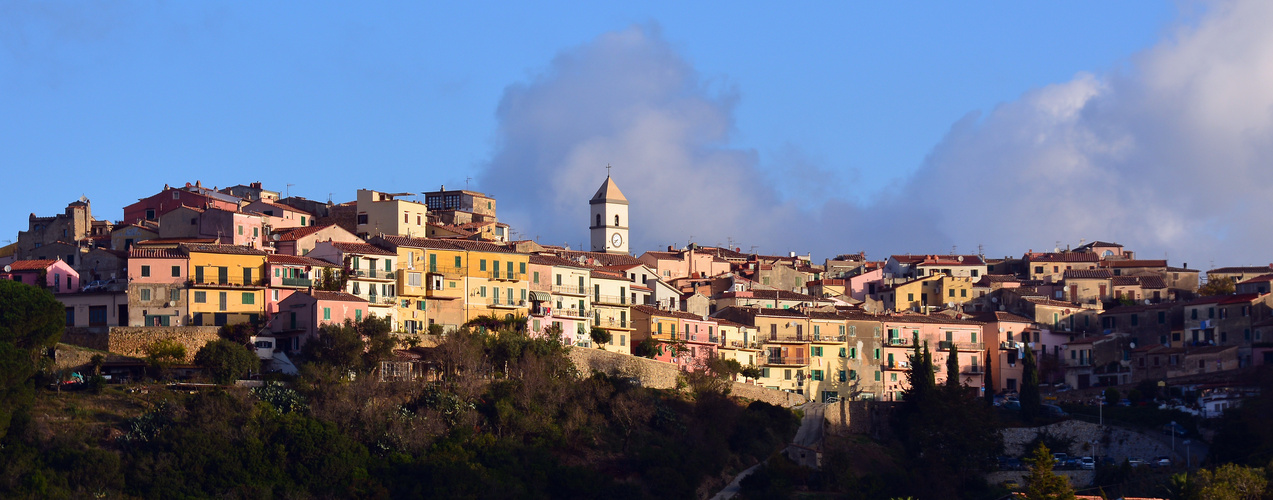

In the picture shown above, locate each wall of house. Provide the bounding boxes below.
[356,190,429,237]
[567,347,806,406]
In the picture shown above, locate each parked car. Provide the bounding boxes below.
[1052,453,1069,469]
[1118,398,1132,407]
[1079,457,1096,470]
[1128,457,1146,467]
[80,280,108,292]
[1042,404,1068,417]
[1154,456,1172,468]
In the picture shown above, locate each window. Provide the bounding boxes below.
[614,215,620,226]
[357,214,368,224]
[141,265,151,277]
[873,348,880,360]
[907,293,914,302]
[874,371,881,381]
[323,307,331,320]
[480,260,487,271]
[890,373,898,382]
[194,291,206,303]
[949,289,955,297]
[242,293,254,305]
[812,370,823,381]
[355,309,362,321]
[253,227,259,238]
[238,225,243,235]
[960,289,967,297]
[140,288,151,301]
[1159,311,1166,324]
[1131,315,1139,326]
[519,262,526,275]
[1191,309,1198,320]
[170,289,180,302]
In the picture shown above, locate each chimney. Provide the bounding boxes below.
[195,180,202,188]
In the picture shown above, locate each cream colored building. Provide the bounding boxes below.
[355,189,429,238]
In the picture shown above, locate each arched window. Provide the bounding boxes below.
[595,214,601,227]
[614,215,620,227]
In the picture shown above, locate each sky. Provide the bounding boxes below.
[6,1,1269,270]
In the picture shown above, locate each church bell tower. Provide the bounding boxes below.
[590,174,629,255]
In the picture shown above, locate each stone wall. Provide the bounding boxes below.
[61,326,222,363]
[567,347,808,407]
[825,400,897,437]
[1001,419,1177,463]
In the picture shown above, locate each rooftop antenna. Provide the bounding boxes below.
[465,177,471,190]
[978,244,984,257]
[951,245,957,255]
[286,183,295,198]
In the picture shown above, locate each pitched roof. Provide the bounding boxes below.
[1074,240,1123,251]
[268,254,338,267]
[1063,269,1114,280]
[916,255,986,266]
[1029,252,1101,263]
[329,241,395,256]
[309,290,368,302]
[591,176,628,203]
[249,200,312,216]
[438,239,518,254]
[1238,274,1273,285]
[631,304,708,321]
[180,244,267,256]
[549,249,642,267]
[129,248,185,259]
[276,224,338,241]
[1101,259,1167,268]
[528,254,590,269]
[1208,265,1273,275]
[882,313,984,326]
[374,235,462,250]
[7,259,57,270]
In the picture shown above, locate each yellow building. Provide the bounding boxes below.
[880,275,943,312]
[590,269,634,355]
[183,244,267,326]
[369,236,467,333]
[936,275,976,308]
[355,189,429,238]
[446,240,529,323]
[806,311,850,402]
[714,306,811,394]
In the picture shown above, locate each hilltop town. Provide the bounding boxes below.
[3,176,1265,411]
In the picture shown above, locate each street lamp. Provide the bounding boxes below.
[1170,420,1176,452]
[1184,439,1192,468]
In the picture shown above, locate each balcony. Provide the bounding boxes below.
[188,278,265,289]
[961,365,984,375]
[552,284,587,296]
[727,340,762,350]
[812,334,848,343]
[488,270,524,282]
[594,294,627,305]
[488,299,527,309]
[280,277,312,287]
[885,337,912,346]
[764,356,809,367]
[350,269,395,281]
[938,341,986,352]
[1000,340,1021,350]
[426,265,463,277]
[596,317,630,329]
[556,307,589,319]
[765,335,810,343]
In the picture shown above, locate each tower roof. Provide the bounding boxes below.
[590,176,628,205]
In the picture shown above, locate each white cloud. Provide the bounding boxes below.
[483,2,1273,268]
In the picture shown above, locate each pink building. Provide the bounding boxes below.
[158,206,268,248]
[272,224,363,256]
[265,290,370,353]
[243,200,314,230]
[632,305,719,372]
[880,315,986,401]
[2,259,79,293]
[126,247,188,326]
[848,268,884,301]
[265,254,340,316]
[638,247,732,281]
[122,182,241,224]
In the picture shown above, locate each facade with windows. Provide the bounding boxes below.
[309,241,399,329]
[183,244,267,327]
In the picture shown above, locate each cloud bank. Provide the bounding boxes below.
[483,2,1273,268]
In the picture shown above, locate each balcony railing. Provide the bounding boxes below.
[885,337,912,346]
[812,334,848,342]
[187,278,265,288]
[764,356,808,366]
[350,270,395,280]
[488,299,528,309]
[280,277,312,287]
[556,307,588,318]
[594,294,626,305]
[765,335,810,343]
[427,265,463,277]
[961,365,984,375]
[728,340,762,349]
[938,341,986,352]
[552,284,586,296]
[487,270,524,281]
[597,317,629,329]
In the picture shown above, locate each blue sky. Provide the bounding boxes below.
[12,2,1265,267]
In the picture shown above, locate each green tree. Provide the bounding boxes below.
[0,279,64,440]
[1023,443,1075,500]
[945,345,960,391]
[1103,387,1121,405]
[1198,277,1236,296]
[302,320,366,373]
[1194,464,1269,500]
[983,349,995,406]
[590,327,612,347]
[194,339,260,384]
[143,338,187,380]
[1020,345,1041,422]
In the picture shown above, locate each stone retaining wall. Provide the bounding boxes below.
[567,347,807,407]
[824,400,897,437]
[61,326,222,363]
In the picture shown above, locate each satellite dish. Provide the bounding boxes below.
[991,297,999,303]
[957,256,964,262]
[1144,299,1151,305]
[2,265,9,273]
[272,234,281,241]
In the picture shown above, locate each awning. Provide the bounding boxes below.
[529,291,552,302]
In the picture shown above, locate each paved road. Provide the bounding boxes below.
[712,402,826,500]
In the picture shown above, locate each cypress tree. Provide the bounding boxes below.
[983,349,995,406]
[1020,345,1042,422]
[945,345,961,391]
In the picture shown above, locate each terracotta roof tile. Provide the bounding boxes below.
[528,254,590,268]
[180,244,267,256]
[1063,269,1114,280]
[631,304,708,321]
[277,224,338,242]
[7,259,57,270]
[1029,252,1101,263]
[128,248,185,259]
[329,241,395,256]
[309,290,368,302]
[1101,259,1167,268]
[268,254,339,267]
[1208,265,1273,274]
